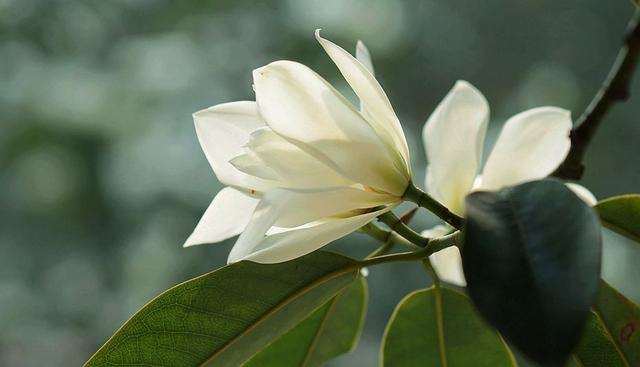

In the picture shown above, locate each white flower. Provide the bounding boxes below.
[184,31,411,264]
[422,81,596,286]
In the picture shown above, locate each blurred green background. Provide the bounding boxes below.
[1,0,639,366]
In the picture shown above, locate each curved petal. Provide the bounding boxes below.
[273,187,394,228]
[566,183,597,206]
[355,40,374,76]
[233,127,354,189]
[316,31,410,172]
[229,206,391,264]
[423,81,489,215]
[183,187,260,247]
[421,224,452,238]
[229,153,280,181]
[228,187,394,262]
[429,246,466,286]
[193,101,272,194]
[253,60,408,196]
[480,107,572,191]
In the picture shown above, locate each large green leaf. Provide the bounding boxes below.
[595,194,640,243]
[463,179,602,365]
[85,251,361,367]
[245,276,367,367]
[381,286,515,367]
[573,280,640,366]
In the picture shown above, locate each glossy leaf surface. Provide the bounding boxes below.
[463,179,602,365]
[573,280,640,366]
[381,286,515,367]
[85,251,359,367]
[595,194,640,243]
[245,276,367,367]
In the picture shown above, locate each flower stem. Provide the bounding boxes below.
[366,240,395,258]
[358,231,460,267]
[359,222,420,250]
[402,183,464,229]
[553,10,640,179]
[378,211,429,247]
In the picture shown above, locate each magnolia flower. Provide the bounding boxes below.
[184,31,411,264]
[422,81,596,286]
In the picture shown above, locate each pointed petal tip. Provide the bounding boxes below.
[182,237,202,248]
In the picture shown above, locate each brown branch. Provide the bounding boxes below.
[552,10,640,180]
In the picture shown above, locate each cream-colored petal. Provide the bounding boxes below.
[421,224,452,238]
[253,60,408,196]
[480,107,572,191]
[355,40,374,75]
[230,206,391,264]
[566,183,597,206]
[183,187,259,247]
[238,127,353,189]
[316,31,410,172]
[429,246,467,286]
[193,101,272,194]
[272,187,394,228]
[228,186,394,262]
[423,81,489,215]
[229,153,280,181]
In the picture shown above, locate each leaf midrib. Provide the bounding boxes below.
[199,264,359,366]
[300,287,345,366]
[591,305,632,367]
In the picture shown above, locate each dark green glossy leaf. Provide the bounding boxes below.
[463,179,602,365]
[85,251,360,367]
[381,286,515,367]
[595,194,640,243]
[245,276,367,367]
[573,280,640,366]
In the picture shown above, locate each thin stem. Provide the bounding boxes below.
[358,231,461,268]
[402,183,464,229]
[553,10,640,180]
[378,211,429,247]
[366,241,395,258]
[358,247,431,267]
[359,222,420,250]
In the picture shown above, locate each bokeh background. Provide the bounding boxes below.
[1,0,639,366]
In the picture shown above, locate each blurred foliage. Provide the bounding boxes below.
[0,0,639,366]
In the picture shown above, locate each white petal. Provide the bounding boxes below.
[421,224,452,238]
[236,127,353,189]
[228,187,394,261]
[429,246,467,286]
[193,101,271,194]
[316,31,411,171]
[272,187,394,228]
[566,183,597,206]
[253,60,408,196]
[229,153,280,181]
[183,187,259,247]
[230,206,391,264]
[480,107,572,191]
[355,40,374,75]
[423,81,489,215]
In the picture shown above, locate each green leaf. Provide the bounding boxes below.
[463,179,602,365]
[573,280,640,366]
[595,194,640,243]
[244,276,367,367]
[85,251,361,367]
[381,286,516,367]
